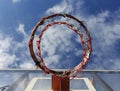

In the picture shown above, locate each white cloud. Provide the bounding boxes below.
[0,27,33,69]
[0,33,16,68]
[13,33,35,69]
[12,0,21,3]
[86,10,120,48]
[19,62,34,69]
[39,21,82,69]
[44,0,120,70]
[1,0,120,70]
[44,55,60,68]
[84,10,120,69]
[16,23,27,37]
[46,0,73,14]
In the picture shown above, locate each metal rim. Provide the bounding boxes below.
[28,14,92,77]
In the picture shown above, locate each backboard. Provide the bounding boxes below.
[0,69,120,91]
[24,77,96,91]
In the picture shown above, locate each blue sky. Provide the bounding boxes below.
[0,0,120,70]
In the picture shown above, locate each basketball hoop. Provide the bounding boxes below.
[29,14,92,78]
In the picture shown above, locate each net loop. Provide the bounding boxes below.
[28,14,92,78]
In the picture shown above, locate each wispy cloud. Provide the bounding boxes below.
[0,0,120,70]
[12,0,21,3]
[46,0,73,14]
[39,25,81,68]
[16,23,27,37]
[85,10,120,69]
[0,24,33,69]
[19,62,34,69]
[43,0,120,70]
[0,33,16,68]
